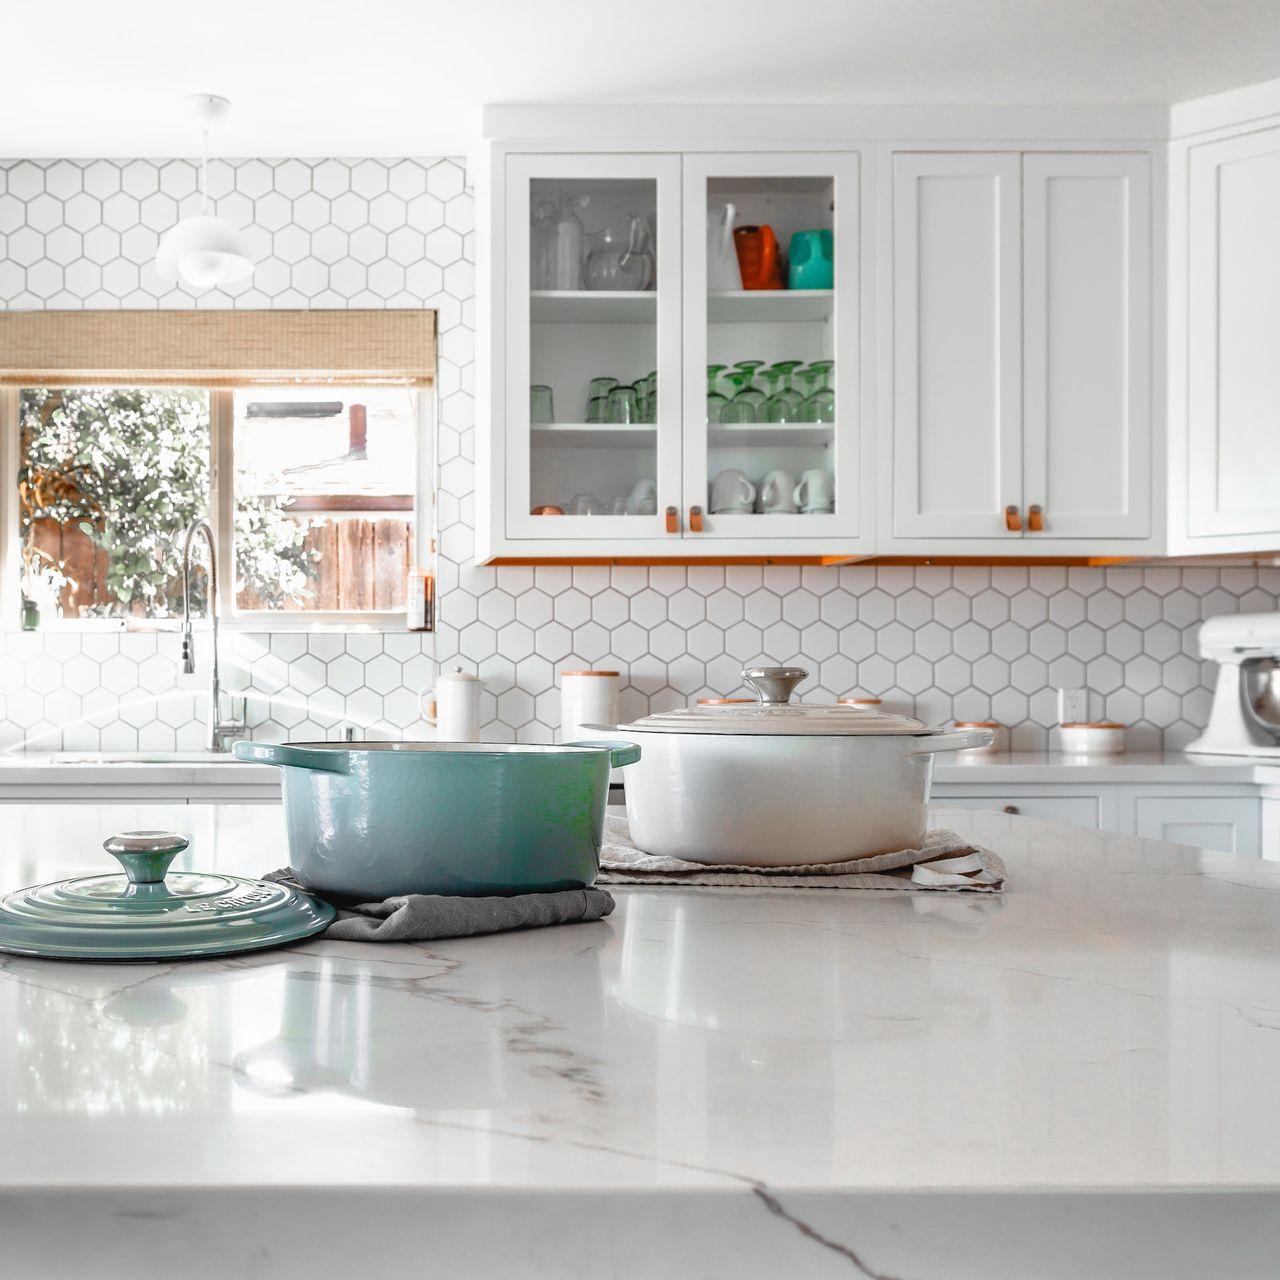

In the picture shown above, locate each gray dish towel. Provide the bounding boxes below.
[263,870,615,942]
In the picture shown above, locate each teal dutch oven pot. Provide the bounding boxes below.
[233,740,639,901]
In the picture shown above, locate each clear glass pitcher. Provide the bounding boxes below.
[548,195,588,291]
[585,214,654,292]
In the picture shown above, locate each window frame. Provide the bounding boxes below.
[0,383,435,633]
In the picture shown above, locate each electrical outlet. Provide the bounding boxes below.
[1058,687,1089,725]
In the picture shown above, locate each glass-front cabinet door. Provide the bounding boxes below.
[505,153,682,541]
[681,153,862,545]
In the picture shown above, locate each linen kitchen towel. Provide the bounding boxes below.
[263,870,615,941]
[597,816,1005,892]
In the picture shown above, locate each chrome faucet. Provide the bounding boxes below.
[181,517,245,753]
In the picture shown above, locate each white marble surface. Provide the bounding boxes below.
[0,751,279,802]
[4,803,1280,1277]
[934,747,1280,784]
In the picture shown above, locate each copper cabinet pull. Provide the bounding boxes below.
[665,505,679,534]
[1004,505,1023,532]
[1027,504,1044,532]
[1002,804,1020,815]
[689,505,704,533]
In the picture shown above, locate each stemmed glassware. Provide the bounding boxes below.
[730,360,767,420]
[764,360,804,423]
[720,370,759,424]
[706,364,728,424]
[801,359,835,424]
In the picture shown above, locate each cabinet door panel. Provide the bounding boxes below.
[1188,128,1280,540]
[1133,796,1260,856]
[1023,154,1152,539]
[504,153,682,542]
[892,153,1022,539]
[681,152,864,544]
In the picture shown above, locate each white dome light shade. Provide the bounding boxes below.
[155,214,254,290]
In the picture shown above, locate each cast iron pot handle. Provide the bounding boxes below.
[908,729,994,757]
[233,741,351,773]
[566,739,642,769]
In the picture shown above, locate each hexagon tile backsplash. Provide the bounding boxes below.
[431,563,1280,752]
[2,157,1278,753]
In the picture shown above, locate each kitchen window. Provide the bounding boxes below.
[0,309,437,632]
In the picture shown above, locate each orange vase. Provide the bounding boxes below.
[732,224,785,290]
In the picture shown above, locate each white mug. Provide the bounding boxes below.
[711,468,756,514]
[626,477,657,516]
[759,470,798,514]
[794,469,835,514]
[420,668,482,742]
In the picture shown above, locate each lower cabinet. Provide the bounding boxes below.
[933,780,1275,857]
[1131,796,1260,856]
[933,792,1103,828]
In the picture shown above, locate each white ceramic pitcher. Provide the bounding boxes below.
[707,203,741,291]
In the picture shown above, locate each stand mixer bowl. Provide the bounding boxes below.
[1242,656,1280,740]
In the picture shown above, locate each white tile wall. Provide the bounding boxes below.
[431,562,1280,750]
[0,155,468,750]
[2,157,1276,752]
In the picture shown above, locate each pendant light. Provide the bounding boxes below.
[155,94,254,291]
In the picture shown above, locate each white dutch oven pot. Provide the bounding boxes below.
[600,666,992,866]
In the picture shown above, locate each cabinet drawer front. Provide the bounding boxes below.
[934,794,1101,827]
[1133,796,1260,855]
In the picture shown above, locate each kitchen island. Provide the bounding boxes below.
[3,803,1280,1278]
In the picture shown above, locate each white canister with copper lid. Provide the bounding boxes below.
[420,668,483,742]
[559,670,621,744]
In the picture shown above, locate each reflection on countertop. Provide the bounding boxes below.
[4,802,1280,1277]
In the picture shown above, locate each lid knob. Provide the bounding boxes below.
[740,666,809,706]
[103,831,190,885]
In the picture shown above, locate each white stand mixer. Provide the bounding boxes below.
[1187,611,1280,757]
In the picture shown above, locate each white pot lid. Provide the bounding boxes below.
[619,667,936,737]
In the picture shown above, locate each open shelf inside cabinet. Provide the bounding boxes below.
[531,423,657,449]
[707,422,832,449]
[531,291,656,323]
[707,290,832,323]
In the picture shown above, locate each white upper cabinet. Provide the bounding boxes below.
[477,120,1166,564]
[891,153,1023,541]
[1185,125,1280,546]
[1023,153,1152,540]
[480,144,867,562]
[886,150,1154,554]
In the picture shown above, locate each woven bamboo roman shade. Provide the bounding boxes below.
[0,309,436,387]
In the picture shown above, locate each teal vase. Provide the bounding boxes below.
[788,229,834,290]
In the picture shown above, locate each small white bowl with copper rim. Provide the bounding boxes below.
[1059,722,1126,755]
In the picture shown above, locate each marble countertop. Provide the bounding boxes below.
[933,747,1280,784]
[0,750,277,786]
[2,747,1278,795]
[4,802,1280,1278]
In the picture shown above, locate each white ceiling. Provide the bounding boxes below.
[4,0,1279,158]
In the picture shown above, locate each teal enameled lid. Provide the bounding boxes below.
[0,830,336,961]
